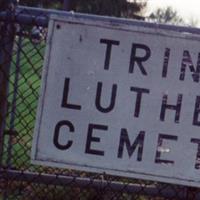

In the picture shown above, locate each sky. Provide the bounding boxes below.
[147,0,200,26]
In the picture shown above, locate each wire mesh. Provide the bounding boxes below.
[0,5,200,200]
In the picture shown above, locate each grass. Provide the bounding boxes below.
[2,36,45,169]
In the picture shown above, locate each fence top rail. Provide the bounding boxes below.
[0,5,200,36]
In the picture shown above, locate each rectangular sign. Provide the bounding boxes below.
[32,14,200,187]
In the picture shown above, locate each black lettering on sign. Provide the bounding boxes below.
[160,94,182,123]
[61,78,82,110]
[191,138,200,169]
[100,39,120,70]
[53,120,74,150]
[129,43,151,75]
[95,82,117,113]
[118,129,145,161]
[85,124,108,156]
[155,134,178,164]
[179,51,200,83]
[130,87,150,118]
[162,48,171,78]
[193,96,200,126]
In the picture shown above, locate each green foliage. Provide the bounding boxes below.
[19,0,63,9]
[18,0,147,19]
[75,0,147,18]
[149,6,184,25]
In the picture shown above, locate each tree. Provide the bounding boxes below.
[0,0,18,10]
[187,17,199,27]
[74,0,147,19]
[18,0,147,19]
[18,0,62,8]
[149,7,184,25]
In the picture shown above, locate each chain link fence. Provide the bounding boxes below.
[0,4,200,200]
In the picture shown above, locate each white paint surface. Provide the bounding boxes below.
[32,15,200,187]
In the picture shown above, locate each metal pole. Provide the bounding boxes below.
[0,2,15,168]
[2,6,200,35]
[0,1,16,200]
[0,169,189,199]
[0,28,8,167]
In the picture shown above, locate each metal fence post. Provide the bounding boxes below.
[0,4,16,198]
[0,1,16,167]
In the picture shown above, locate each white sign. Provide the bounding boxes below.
[32,14,200,187]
